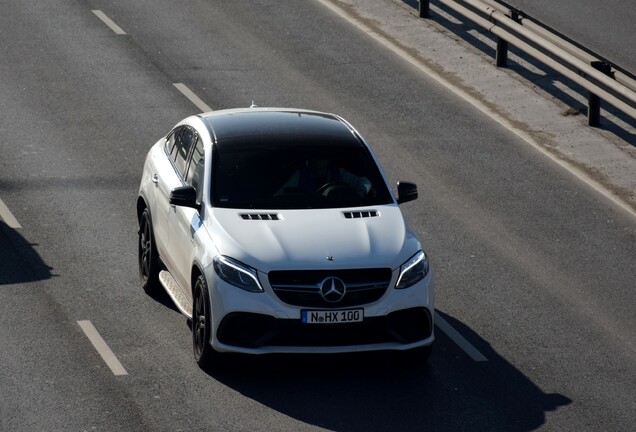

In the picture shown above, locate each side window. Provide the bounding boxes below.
[174,127,196,177]
[165,128,180,158]
[185,138,205,203]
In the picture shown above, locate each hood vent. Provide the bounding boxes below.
[240,213,280,221]
[343,210,379,219]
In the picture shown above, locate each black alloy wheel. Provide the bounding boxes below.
[192,274,220,368]
[139,208,159,292]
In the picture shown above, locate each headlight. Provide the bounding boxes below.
[396,251,429,289]
[213,256,264,293]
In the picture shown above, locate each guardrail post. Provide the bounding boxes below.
[587,61,613,126]
[495,38,509,67]
[419,0,430,18]
[495,10,520,67]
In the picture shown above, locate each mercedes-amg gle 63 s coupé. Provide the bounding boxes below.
[137,107,434,368]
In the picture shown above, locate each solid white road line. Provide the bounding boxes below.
[92,10,127,35]
[0,197,21,229]
[77,320,128,376]
[173,83,213,113]
[435,312,488,362]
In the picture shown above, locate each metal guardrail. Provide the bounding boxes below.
[418,0,636,126]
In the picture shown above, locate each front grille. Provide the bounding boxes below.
[269,268,392,308]
[217,308,432,348]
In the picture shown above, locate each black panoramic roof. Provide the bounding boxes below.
[200,110,362,148]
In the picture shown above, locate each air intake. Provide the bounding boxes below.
[239,213,280,221]
[342,210,379,219]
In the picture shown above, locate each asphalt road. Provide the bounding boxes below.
[503,0,636,72]
[1,1,634,431]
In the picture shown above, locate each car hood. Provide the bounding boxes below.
[207,206,421,272]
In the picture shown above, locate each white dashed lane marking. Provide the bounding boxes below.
[0,197,21,229]
[173,83,213,113]
[435,312,488,362]
[92,10,126,35]
[77,320,128,376]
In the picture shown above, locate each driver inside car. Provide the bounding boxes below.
[277,158,372,198]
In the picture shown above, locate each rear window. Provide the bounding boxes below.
[212,142,393,210]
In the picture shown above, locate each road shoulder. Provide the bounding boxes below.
[325,0,636,214]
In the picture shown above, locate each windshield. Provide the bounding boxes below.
[212,142,393,209]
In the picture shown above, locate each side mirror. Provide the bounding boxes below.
[170,185,199,209]
[397,181,418,204]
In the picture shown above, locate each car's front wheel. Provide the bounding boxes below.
[192,275,222,368]
[139,208,160,293]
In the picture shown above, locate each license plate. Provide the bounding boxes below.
[301,309,364,324]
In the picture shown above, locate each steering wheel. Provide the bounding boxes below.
[318,182,357,198]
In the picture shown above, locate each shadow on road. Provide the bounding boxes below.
[203,310,571,431]
[0,220,52,284]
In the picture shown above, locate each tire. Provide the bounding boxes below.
[192,274,222,369]
[138,208,160,293]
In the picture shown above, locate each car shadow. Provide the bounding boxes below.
[399,0,635,144]
[0,220,53,285]
[200,309,570,431]
[144,281,182,314]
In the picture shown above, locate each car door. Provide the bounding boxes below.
[151,127,184,261]
[167,127,205,295]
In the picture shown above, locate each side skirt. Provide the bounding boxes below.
[159,270,193,319]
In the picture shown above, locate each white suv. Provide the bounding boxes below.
[137,108,434,367]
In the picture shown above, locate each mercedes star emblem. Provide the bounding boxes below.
[320,277,346,303]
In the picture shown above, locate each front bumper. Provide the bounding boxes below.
[218,307,432,351]
[207,267,434,354]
